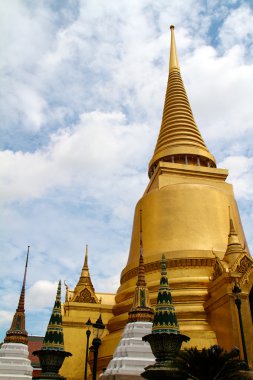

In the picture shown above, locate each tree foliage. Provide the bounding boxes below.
[177,345,249,380]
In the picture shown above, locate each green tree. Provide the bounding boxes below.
[177,345,248,380]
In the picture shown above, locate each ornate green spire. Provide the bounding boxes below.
[42,280,64,351]
[152,254,179,334]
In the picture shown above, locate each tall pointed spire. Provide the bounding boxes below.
[42,281,64,351]
[128,210,154,322]
[136,209,146,287]
[148,25,216,177]
[72,246,99,303]
[5,246,30,345]
[152,254,179,334]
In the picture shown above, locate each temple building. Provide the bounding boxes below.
[0,247,33,379]
[61,26,253,379]
[61,246,115,379]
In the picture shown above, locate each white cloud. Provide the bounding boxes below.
[27,280,58,310]
[15,84,47,131]
[0,311,13,327]
[219,156,253,200]
[182,43,253,157]
[219,4,253,54]
[0,111,151,205]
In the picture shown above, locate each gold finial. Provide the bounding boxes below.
[84,244,88,267]
[169,25,180,72]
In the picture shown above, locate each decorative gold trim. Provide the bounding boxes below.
[121,257,215,284]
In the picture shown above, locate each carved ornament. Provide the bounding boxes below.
[73,288,98,304]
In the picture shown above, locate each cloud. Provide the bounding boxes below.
[1,0,253,342]
[27,280,58,310]
[0,311,13,327]
[219,155,253,200]
[219,4,253,55]
[0,111,151,205]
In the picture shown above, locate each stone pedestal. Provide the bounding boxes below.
[101,322,155,379]
[32,349,71,380]
[0,343,33,379]
[141,333,190,380]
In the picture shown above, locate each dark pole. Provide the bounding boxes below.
[84,329,91,380]
[233,284,248,366]
[92,337,101,380]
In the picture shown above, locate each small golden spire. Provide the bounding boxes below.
[136,210,146,287]
[224,213,245,266]
[169,25,180,72]
[128,210,154,322]
[72,246,99,304]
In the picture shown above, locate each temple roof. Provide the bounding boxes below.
[4,246,30,345]
[72,245,99,303]
[128,210,154,323]
[152,254,179,334]
[148,26,216,177]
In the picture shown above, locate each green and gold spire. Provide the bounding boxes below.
[152,254,179,334]
[42,281,64,351]
[128,210,154,322]
[5,246,30,345]
[148,25,216,177]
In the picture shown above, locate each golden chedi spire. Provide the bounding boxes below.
[223,214,245,266]
[96,25,253,372]
[5,246,30,345]
[148,25,216,177]
[128,210,154,323]
[72,245,99,303]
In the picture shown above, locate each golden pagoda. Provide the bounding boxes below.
[98,25,253,370]
[61,26,253,379]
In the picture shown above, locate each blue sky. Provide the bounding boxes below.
[1,0,253,340]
